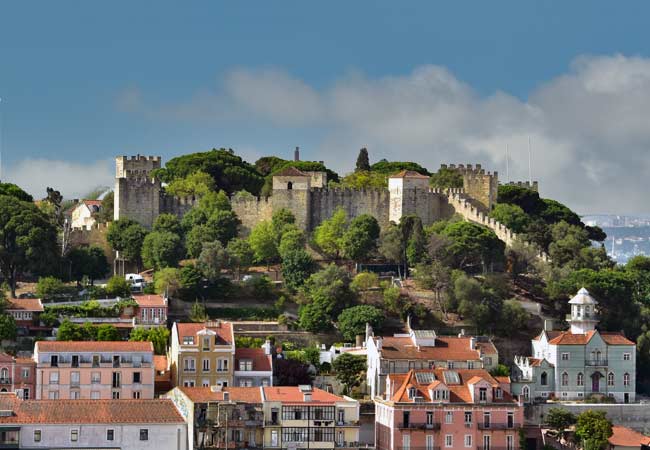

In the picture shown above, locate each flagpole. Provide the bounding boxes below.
[528,136,532,184]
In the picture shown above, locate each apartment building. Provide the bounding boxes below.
[0,393,186,450]
[33,341,154,400]
[233,346,273,387]
[0,353,35,400]
[375,369,523,450]
[170,321,235,388]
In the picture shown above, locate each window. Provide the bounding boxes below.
[479,388,487,401]
[92,355,100,368]
[507,435,514,450]
[71,390,80,399]
[71,430,79,442]
[107,429,114,441]
[203,379,210,387]
[239,360,253,371]
[217,359,229,372]
[445,411,453,424]
[72,355,79,367]
[507,412,514,428]
[202,359,210,372]
[183,358,196,372]
[48,390,59,399]
[426,411,434,425]
[402,411,410,427]
[271,430,278,447]
[624,353,631,361]
[540,371,548,386]
[467,361,474,369]
[464,435,472,448]
[464,411,472,424]
[561,372,568,386]
[522,385,530,401]
[21,368,29,378]
[239,379,253,387]
[112,372,121,388]
[408,387,416,399]
[202,336,210,351]
[445,435,453,448]
[140,429,149,441]
[133,391,141,399]
[448,361,454,369]
[50,355,58,367]
[34,430,41,442]
[608,372,615,386]
[71,371,80,386]
[182,336,195,345]
[91,391,100,399]
[112,355,120,368]
[483,412,491,428]
[112,391,120,399]
[49,371,59,385]
[133,372,141,383]
[561,352,570,361]
[577,372,584,386]
[484,357,492,366]
[624,373,630,386]
[495,388,503,399]
[23,388,29,400]
[426,435,434,450]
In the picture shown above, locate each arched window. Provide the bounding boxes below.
[561,372,568,386]
[577,373,584,386]
[522,385,529,401]
[540,372,548,386]
[607,372,615,386]
[623,373,630,386]
[287,182,293,190]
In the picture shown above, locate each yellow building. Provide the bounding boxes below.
[170,321,235,388]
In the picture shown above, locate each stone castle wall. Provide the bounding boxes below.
[231,197,274,235]
[310,188,392,230]
[159,194,198,218]
[114,177,160,229]
[442,163,499,211]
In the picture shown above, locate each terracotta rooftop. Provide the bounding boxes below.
[154,355,169,372]
[274,167,309,177]
[35,341,153,353]
[7,298,43,312]
[175,322,233,346]
[609,425,650,447]
[262,386,346,404]
[494,376,511,383]
[235,348,272,372]
[133,294,167,307]
[178,386,263,404]
[0,394,183,424]
[547,330,635,346]
[389,170,430,179]
[82,200,103,207]
[375,335,496,361]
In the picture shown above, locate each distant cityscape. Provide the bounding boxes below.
[583,215,650,263]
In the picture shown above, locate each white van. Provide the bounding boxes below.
[125,273,146,291]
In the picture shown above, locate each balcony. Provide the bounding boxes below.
[265,420,281,426]
[477,423,520,430]
[0,378,11,385]
[0,428,20,449]
[336,421,360,427]
[335,441,361,448]
[585,359,608,366]
[397,422,441,431]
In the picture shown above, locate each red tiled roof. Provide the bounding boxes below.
[7,298,43,312]
[262,387,345,403]
[82,200,103,207]
[154,355,168,372]
[609,425,650,447]
[533,330,563,341]
[274,167,309,177]
[0,353,14,363]
[0,394,183,424]
[235,348,272,372]
[377,336,494,361]
[175,322,233,346]
[133,294,167,307]
[527,358,554,368]
[547,330,635,346]
[35,341,153,353]
[178,386,262,404]
[495,376,511,383]
[389,170,429,179]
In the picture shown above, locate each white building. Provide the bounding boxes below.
[70,200,103,230]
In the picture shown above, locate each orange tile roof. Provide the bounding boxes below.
[274,167,309,177]
[495,376,511,383]
[389,170,430,179]
[527,358,554,367]
[82,200,103,207]
[235,348,272,371]
[377,336,494,361]
[133,294,167,307]
[533,330,563,341]
[548,330,634,346]
[262,387,345,403]
[35,341,153,353]
[154,355,169,372]
[7,298,43,312]
[176,322,233,346]
[178,386,263,404]
[0,394,183,424]
[609,425,650,447]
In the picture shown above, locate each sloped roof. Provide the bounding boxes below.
[389,170,430,179]
[274,167,310,177]
[376,335,495,361]
[609,425,650,447]
[235,348,272,371]
[178,386,262,404]
[175,322,233,346]
[262,386,345,403]
[133,294,167,307]
[547,330,634,346]
[7,298,43,312]
[35,341,153,353]
[569,287,598,305]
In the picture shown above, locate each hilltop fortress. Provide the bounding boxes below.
[114,154,541,252]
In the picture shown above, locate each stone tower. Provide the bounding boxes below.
[443,164,499,211]
[271,166,313,230]
[114,155,162,228]
[567,287,599,334]
[388,170,431,223]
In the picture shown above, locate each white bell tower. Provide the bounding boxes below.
[567,287,599,334]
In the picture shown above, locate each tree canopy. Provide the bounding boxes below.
[370,160,430,176]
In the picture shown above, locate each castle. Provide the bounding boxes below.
[114,155,542,254]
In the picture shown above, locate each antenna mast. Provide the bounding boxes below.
[528,136,532,184]
[0,97,3,182]
[505,144,510,182]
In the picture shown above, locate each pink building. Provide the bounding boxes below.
[131,294,168,327]
[34,341,154,400]
[6,298,47,335]
[0,353,36,399]
[375,369,523,450]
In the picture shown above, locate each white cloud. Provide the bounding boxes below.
[4,159,113,200]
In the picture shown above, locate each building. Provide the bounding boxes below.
[6,298,45,335]
[133,293,169,327]
[0,353,36,399]
[33,341,155,400]
[154,355,172,396]
[0,392,186,450]
[512,288,637,403]
[170,321,235,388]
[233,346,273,387]
[70,199,103,230]
[366,322,499,398]
[608,425,650,450]
[374,368,523,450]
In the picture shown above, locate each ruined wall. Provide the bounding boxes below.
[231,197,273,236]
[310,188,391,230]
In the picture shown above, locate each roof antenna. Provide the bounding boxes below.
[528,136,532,184]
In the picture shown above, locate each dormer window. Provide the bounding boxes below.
[183,336,195,345]
[408,387,417,399]
[495,388,502,399]
[479,388,487,402]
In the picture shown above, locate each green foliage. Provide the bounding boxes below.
[254,156,286,177]
[429,167,463,189]
[44,299,137,319]
[281,249,315,291]
[499,299,529,337]
[351,272,379,291]
[406,220,427,266]
[271,209,297,243]
[379,224,405,274]
[545,408,577,435]
[95,191,114,224]
[330,170,387,189]
[190,301,208,322]
[129,326,169,355]
[370,160,430,176]
[142,231,183,270]
[341,214,380,262]
[96,324,120,341]
[36,277,67,300]
[179,265,203,299]
[0,182,33,202]
[56,319,81,340]
[299,265,356,332]
[440,221,505,273]
[454,273,502,334]
[198,241,229,282]
[153,213,183,235]
[337,305,384,340]
[235,336,265,348]
[0,314,17,341]
[383,286,402,314]
[226,238,254,280]
[489,364,511,377]
[332,353,366,394]
[67,246,109,284]
[105,276,132,298]
[154,268,182,296]
[279,229,306,258]
[206,305,279,321]
[575,410,612,450]
[107,219,148,267]
[249,221,279,265]
[489,204,530,233]
[165,171,215,198]
[157,148,264,195]
[355,148,370,172]
[497,185,545,215]
[313,208,347,258]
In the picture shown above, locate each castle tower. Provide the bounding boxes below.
[388,170,430,223]
[271,166,312,230]
[450,164,499,211]
[114,155,162,228]
[567,287,599,334]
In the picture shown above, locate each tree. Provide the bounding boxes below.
[165,170,216,198]
[190,301,208,322]
[57,319,82,341]
[206,210,240,246]
[414,261,452,319]
[575,410,612,450]
[299,301,333,333]
[379,224,406,277]
[281,249,315,291]
[299,265,356,332]
[154,268,182,296]
[406,220,427,266]
[313,208,347,259]
[106,275,131,298]
[274,358,313,386]
[333,353,366,394]
[355,148,370,172]
[106,219,148,270]
[351,272,379,291]
[331,170,387,189]
[370,160,430,176]
[337,305,384,340]
[489,364,510,377]
[497,185,545,216]
[96,324,120,341]
[227,238,254,280]
[0,314,16,341]
[440,221,505,273]
[279,229,306,258]
[95,191,114,223]
[489,203,530,233]
[548,221,592,268]
[429,167,463,189]
[153,213,183,235]
[0,194,59,297]
[141,231,183,270]
[198,241,229,282]
[271,209,296,244]
[545,408,577,438]
[498,299,529,337]
[249,221,279,267]
[0,182,33,202]
[130,326,169,355]
[341,214,380,262]
[36,276,67,301]
[455,274,503,334]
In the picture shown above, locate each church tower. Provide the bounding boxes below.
[567,287,599,334]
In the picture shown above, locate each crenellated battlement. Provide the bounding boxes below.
[504,181,539,192]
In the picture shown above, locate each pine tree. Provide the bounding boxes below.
[355,148,370,172]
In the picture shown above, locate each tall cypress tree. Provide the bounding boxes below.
[355,147,370,172]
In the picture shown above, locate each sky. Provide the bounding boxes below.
[1,1,650,214]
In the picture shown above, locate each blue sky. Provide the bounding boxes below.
[2,1,650,213]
